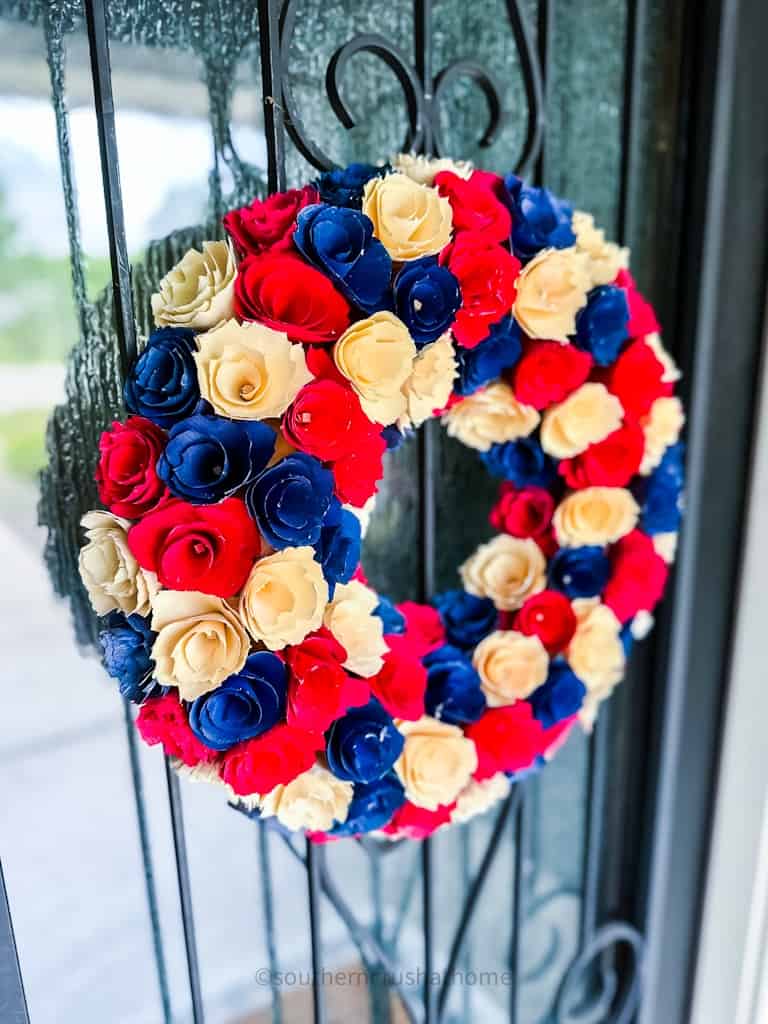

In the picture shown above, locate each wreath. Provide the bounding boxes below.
[77,155,684,841]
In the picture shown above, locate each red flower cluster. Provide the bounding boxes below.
[381,800,455,840]
[490,483,556,555]
[601,338,672,418]
[435,170,512,244]
[285,630,369,733]
[466,702,545,780]
[515,591,577,654]
[287,349,387,507]
[511,340,593,409]
[128,497,260,597]
[441,233,520,348]
[235,252,351,343]
[223,185,318,255]
[369,634,428,721]
[604,530,669,624]
[559,419,644,489]
[96,416,169,518]
[221,725,323,796]
[136,695,217,767]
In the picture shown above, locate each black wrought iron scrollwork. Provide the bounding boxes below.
[551,921,645,1024]
[259,0,544,174]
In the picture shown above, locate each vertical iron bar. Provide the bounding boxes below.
[579,708,610,950]
[617,0,647,245]
[82,0,137,375]
[83,5,178,1019]
[164,760,205,1024]
[415,0,439,967]
[305,839,327,1024]
[257,822,283,1024]
[0,861,30,1024]
[257,0,288,193]
[413,0,434,154]
[368,850,391,1024]
[459,827,472,1023]
[508,787,528,1024]
[418,410,438,1024]
[122,702,173,1023]
[534,0,553,187]
[421,838,436,1024]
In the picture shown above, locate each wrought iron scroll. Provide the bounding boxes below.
[259,0,544,174]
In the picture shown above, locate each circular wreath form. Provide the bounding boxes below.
[78,155,685,841]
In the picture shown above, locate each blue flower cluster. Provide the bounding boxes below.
[158,411,275,503]
[454,317,522,395]
[504,175,575,261]
[189,652,287,749]
[636,442,685,534]
[575,286,630,366]
[124,327,200,427]
[329,773,405,837]
[313,162,389,207]
[549,546,611,598]
[481,438,558,488]
[424,645,486,725]
[99,611,162,703]
[326,700,404,783]
[529,664,586,729]
[393,257,461,346]
[294,204,392,312]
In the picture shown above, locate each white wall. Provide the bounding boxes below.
[691,308,768,1024]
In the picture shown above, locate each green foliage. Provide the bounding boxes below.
[0,408,49,479]
[0,181,110,364]
[0,250,111,364]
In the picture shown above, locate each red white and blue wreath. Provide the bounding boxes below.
[78,154,685,841]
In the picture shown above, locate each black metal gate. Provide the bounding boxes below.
[2,0,767,1021]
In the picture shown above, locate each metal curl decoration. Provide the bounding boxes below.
[326,34,428,155]
[266,0,544,173]
[551,921,645,1024]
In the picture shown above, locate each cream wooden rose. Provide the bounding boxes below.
[194,318,312,420]
[323,579,388,678]
[451,772,511,825]
[644,332,681,384]
[540,382,624,459]
[399,333,457,429]
[393,153,473,186]
[333,311,417,425]
[362,172,453,260]
[567,598,625,698]
[572,211,627,287]
[639,396,685,474]
[150,589,250,700]
[442,380,540,451]
[258,765,353,832]
[151,240,236,330]
[512,247,591,342]
[238,545,328,651]
[653,532,678,564]
[460,534,547,611]
[472,629,549,706]
[78,510,158,617]
[553,487,639,547]
[394,716,478,810]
